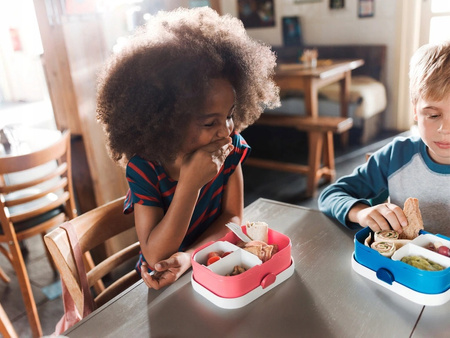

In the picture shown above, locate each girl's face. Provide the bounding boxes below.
[414,95,450,165]
[182,78,235,154]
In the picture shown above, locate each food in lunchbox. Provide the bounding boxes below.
[226,265,247,276]
[246,221,269,243]
[400,255,445,271]
[400,197,424,240]
[206,251,233,266]
[239,240,278,262]
[374,230,399,242]
[438,245,450,257]
[425,241,450,257]
[370,241,396,258]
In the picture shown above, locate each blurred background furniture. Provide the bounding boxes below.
[0,128,76,337]
[44,196,140,317]
[245,59,361,197]
[247,115,353,198]
[270,44,387,144]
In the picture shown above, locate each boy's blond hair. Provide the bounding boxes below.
[409,40,450,105]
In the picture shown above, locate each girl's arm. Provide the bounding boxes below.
[135,137,234,268]
[186,162,244,252]
[137,162,244,290]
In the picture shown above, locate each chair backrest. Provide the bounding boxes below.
[44,196,140,315]
[0,129,76,239]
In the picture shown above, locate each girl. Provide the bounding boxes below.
[96,7,279,289]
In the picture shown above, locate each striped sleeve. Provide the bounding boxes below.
[124,156,163,213]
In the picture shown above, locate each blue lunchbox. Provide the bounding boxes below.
[352,227,450,306]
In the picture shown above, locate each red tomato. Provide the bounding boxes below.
[207,251,221,260]
[207,256,221,266]
[221,251,232,258]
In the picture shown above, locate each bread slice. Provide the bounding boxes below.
[400,197,424,239]
[245,221,269,243]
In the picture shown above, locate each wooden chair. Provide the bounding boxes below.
[0,129,77,338]
[44,196,140,317]
[0,302,18,338]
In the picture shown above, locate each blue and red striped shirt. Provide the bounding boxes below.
[124,132,250,271]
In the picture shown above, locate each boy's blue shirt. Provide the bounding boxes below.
[123,132,250,270]
[319,135,450,236]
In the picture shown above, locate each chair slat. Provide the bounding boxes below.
[9,192,69,223]
[87,242,140,285]
[0,163,67,194]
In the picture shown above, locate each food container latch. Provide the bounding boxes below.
[376,268,394,285]
[261,273,276,289]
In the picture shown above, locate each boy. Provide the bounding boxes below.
[318,41,450,236]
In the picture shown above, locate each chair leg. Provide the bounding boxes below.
[306,131,323,198]
[8,240,42,338]
[0,302,18,338]
[322,131,336,182]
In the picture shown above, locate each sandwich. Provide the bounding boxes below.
[245,221,269,243]
[400,197,424,239]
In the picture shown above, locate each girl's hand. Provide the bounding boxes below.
[180,137,234,189]
[141,252,191,290]
[353,203,408,233]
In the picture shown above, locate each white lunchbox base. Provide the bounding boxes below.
[352,254,450,306]
[192,258,295,309]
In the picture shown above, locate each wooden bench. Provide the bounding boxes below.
[245,114,353,197]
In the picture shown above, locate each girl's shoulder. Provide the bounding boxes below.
[126,155,164,179]
[231,131,250,148]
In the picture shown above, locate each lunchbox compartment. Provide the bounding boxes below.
[191,227,292,298]
[354,227,450,295]
[410,233,450,252]
[207,249,262,276]
[392,243,450,269]
[193,241,239,266]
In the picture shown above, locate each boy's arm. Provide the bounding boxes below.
[318,149,391,229]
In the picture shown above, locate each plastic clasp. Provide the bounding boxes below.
[261,273,276,289]
[376,268,394,285]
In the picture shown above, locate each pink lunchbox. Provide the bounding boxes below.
[191,227,295,309]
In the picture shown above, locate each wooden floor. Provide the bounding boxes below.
[0,100,406,336]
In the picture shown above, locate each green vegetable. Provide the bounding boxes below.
[400,255,445,271]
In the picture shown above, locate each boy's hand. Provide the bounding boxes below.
[141,252,191,290]
[180,137,234,189]
[352,202,408,233]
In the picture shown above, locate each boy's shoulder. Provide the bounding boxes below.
[382,134,422,153]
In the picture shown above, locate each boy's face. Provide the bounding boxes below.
[182,78,235,154]
[414,95,450,165]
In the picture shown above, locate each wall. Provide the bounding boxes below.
[222,0,400,130]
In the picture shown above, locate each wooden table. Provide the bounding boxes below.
[274,59,364,118]
[62,198,445,338]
